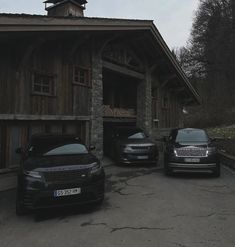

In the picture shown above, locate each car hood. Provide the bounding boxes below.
[119,138,155,146]
[23,154,98,172]
[174,142,210,148]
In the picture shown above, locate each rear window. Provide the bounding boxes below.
[175,129,209,143]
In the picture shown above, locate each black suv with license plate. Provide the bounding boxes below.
[16,135,105,215]
[107,127,159,165]
[164,128,220,177]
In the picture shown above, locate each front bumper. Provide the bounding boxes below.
[119,153,158,165]
[21,179,105,210]
[166,153,219,172]
[169,162,217,170]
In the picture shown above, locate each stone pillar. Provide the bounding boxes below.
[90,49,103,159]
[137,69,152,137]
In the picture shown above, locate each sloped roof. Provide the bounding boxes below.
[0,13,200,105]
[44,0,87,4]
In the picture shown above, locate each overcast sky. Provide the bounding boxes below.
[0,0,199,48]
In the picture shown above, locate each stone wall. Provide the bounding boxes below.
[90,49,103,159]
[137,69,152,137]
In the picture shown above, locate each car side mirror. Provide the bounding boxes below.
[89,145,96,151]
[15,147,23,154]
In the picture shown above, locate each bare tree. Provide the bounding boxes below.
[178,0,235,127]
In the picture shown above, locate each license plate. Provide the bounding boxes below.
[54,188,81,197]
[184,158,200,163]
[137,156,148,160]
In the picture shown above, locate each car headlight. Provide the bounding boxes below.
[90,162,102,175]
[206,147,217,156]
[122,145,132,152]
[24,171,42,179]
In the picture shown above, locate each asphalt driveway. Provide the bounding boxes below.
[1,161,235,247]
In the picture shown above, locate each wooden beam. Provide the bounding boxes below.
[150,59,166,73]
[181,98,195,105]
[174,87,185,93]
[17,38,46,70]
[102,61,145,80]
[160,75,177,89]
[169,86,185,94]
[66,34,91,62]
[99,33,122,55]
[103,117,136,123]
[0,114,91,121]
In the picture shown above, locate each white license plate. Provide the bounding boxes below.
[54,188,81,197]
[137,156,148,160]
[184,158,200,163]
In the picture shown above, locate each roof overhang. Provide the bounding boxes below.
[0,14,201,105]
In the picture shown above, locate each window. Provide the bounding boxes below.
[74,66,90,86]
[174,129,209,143]
[32,72,55,96]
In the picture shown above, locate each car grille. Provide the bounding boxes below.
[130,146,155,152]
[43,170,88,183]
[175,148,207,157]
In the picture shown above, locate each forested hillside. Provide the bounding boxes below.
[174,0,235,127]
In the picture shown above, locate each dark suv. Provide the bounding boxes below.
[164,128,220,177]
[16,135,105,215]
[107,127,158,165]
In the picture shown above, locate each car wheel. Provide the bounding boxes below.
[16,191,27,216]
[97,195,104,205]
[164,162,173,176]
[212,164,221,178]
[164,166,173,176]
[164,155,173,176]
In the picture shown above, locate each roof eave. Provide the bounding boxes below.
[0,15,200,105]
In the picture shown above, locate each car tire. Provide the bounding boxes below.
[164,162,173,176]
[164,155,173,176]
[212,164,221,178]
[164,166,173,176]
[97,195,104,205]
[16,191,27,216]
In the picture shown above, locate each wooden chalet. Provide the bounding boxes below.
[0,0,200,174]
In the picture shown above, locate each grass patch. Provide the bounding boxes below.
[207,126,235,139]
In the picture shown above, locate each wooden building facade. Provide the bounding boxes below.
[0,0,200,173]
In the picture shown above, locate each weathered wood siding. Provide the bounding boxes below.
[151,73,182,129]
[0,40,91,116]
[0,121,89,170]
[0,38,92,170]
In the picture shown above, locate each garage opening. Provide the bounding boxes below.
[103,68,138,119]
[103,67,142,156]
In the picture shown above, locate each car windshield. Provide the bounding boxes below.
[29,143,88,156]
[175,129,209,143]
[117,129,146,139]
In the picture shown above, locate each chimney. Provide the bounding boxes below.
[44,0,87,17]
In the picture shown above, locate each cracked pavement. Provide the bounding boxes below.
[1,160,235,247]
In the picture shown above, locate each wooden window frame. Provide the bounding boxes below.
[73,66,91,87]
[31,71,56,97]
